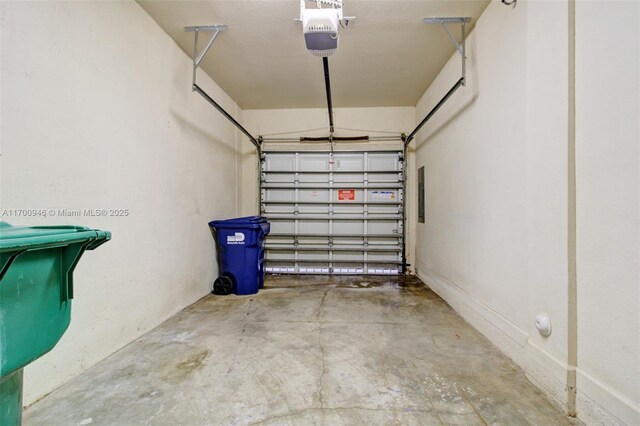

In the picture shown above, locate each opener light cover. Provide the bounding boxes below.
[302,8,339,57]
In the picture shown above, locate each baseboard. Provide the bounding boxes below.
[576,369,640,426]
[524,341,570,411]
[416,265,528,364]
[416,264,571,413]
[415,265,640,424]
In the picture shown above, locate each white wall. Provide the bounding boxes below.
[413,0,533,372]
[412,0,639,424]
[575,1,640,424]
[413,0,569,403]
[240,107,417,268]
[0,1,242,405]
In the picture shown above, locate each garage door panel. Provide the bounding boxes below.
[368,154,400,170]
[367,252,401,262]
[367,207,401,215]
[294,205,327,214]
[299,190,330,202]
[294,251,326,261]
[367,220,401,235]
[299,155,330,171]
[333,153,364,171]
[299,173,329,183]
[266,249,295,259]
[333,173,366,183]
[369,173,403,183]
[261,150,405,275]
[264,205,295,214]
[269,221,295,234]
[367,237,398,245]
[337,252,367,261]
[332,221,364,234]
[264,173,295,183]
[265,154,296,171]
[298,220,329,234]
[333,205,366,214]
[264,189,295,202]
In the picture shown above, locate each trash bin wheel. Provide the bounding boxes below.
[213,274,234,295]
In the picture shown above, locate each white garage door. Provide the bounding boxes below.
[261,150,405,275]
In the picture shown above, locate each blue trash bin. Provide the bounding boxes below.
[220,216,270,290]
[209,216,270,295]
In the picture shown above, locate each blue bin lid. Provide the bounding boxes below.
[209,221,263,230]
[209,216,268,227]
[208,216,269,234]
[219,216,268,223]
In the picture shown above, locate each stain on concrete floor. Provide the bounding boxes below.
[24,275,579,425]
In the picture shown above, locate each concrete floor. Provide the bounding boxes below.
[24,275,578,425]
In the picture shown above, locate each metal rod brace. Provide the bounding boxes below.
[403,77,465,147]
[185,25,228,88]
[424,17,471,86]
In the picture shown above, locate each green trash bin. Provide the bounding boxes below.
[0,222,111,425]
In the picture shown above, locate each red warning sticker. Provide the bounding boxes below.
[338,189,356,201]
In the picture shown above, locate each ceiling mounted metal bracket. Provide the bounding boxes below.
[184,25,228,89]
[184,24,261,153]
[404,17,472,147]
[296,0,355,26]
[424,17,471,86]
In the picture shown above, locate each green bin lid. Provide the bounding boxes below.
[0,222,111,253]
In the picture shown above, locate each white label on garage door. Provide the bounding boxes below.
[372,191,396,200]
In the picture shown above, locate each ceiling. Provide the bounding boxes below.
[137,0,490,110]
